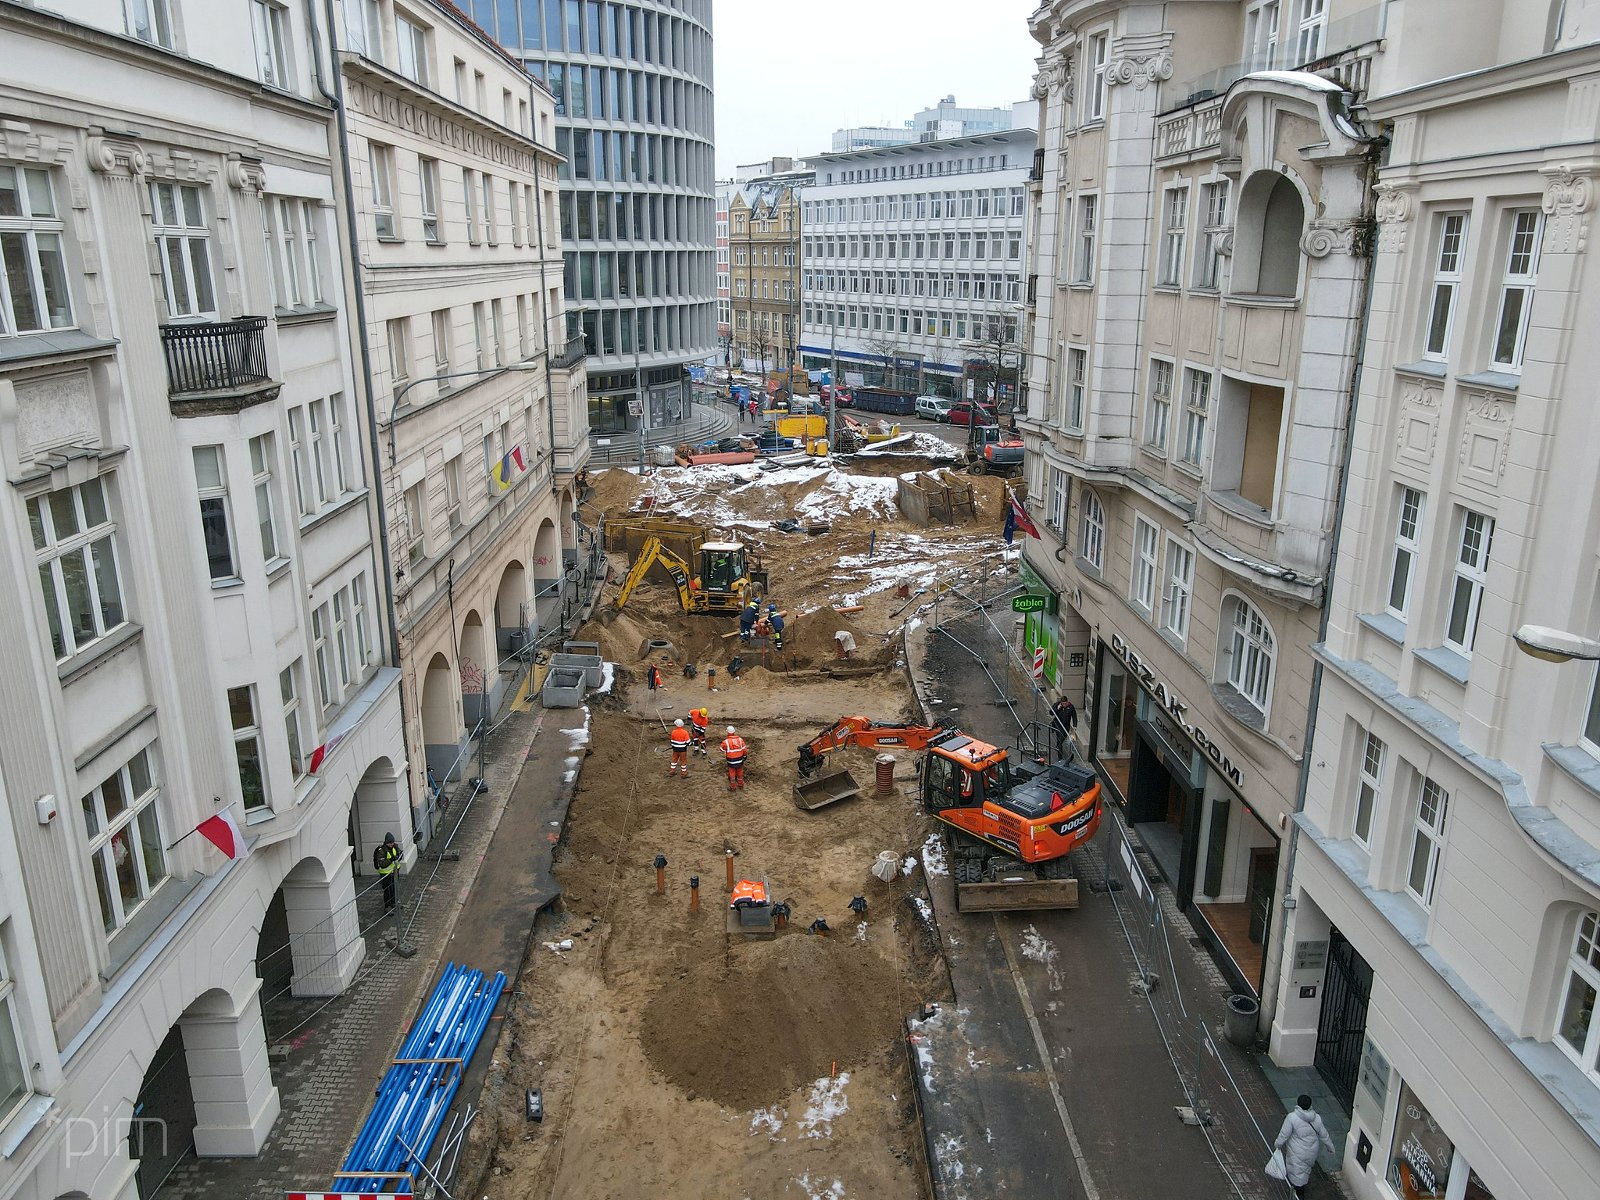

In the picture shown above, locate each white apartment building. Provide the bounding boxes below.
[1272,5,1600,1200]
[716,179,731,348]
[799,127,1034,395]
[0,1,408,1196]
[334,0,587,845]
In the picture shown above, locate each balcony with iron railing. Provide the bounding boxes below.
[160,316,280,415]
[551,333,587,369]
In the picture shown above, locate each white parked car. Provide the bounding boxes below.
[915,395,954,421]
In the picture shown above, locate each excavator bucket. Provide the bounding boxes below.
[792,769,862,811]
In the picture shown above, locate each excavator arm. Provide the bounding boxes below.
[615,537,694,612]
[797,716,948,777]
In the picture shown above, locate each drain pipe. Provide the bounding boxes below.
[529,83,562,493]
[1267,134,1386,1033]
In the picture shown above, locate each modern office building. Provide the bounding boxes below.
[910,94,1015,141]
[729,174,808,375]
[1021,3,1600,1199]
[799,128,1034,395]
[831,124,915,153]
[333,0,587,846]
[0,1,409,1195]
[469,0,717,436]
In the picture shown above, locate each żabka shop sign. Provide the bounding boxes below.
[1109,633,1245,787]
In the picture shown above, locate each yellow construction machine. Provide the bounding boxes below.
[615,536,766,615]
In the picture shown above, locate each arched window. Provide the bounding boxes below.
[1556,909,1600,1079]
[1230,171,1306,298]
[1224,595,1276,719]
[1079,490,1105,573]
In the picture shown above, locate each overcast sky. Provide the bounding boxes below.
[712,1,1042,177]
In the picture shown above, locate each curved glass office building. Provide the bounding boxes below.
[465,0,717,435]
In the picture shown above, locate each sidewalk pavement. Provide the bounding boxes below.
[587,394,735,463]
[151,696,589,1200]
[905,614,1344,1200]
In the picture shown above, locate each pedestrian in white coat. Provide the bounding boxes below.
[1274,1095,1335,1198]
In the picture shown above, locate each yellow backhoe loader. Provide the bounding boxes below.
[615,536,767,615]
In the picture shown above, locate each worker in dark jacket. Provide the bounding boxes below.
[1052,695,1078,760]
[767,605,785,650]
[739,601,760,640]
[375,833,401,911]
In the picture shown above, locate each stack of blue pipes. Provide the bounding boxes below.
[332,962,507,1194]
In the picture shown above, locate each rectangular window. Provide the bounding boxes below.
[1294,0,1326,63]
[432,308,451,374]
[1163,539,1194,643]
[368,144,396,239]
[1490,210,1541,371]
[250,0,292,89]
[281,663,305,779]
[1556,911,1600,1077]
[287,408,311,516]
[312,602,333,705]
[149,182,215,317]
[446,455,464,530]
[1245,1,1280,71]
[1197,181,1229,289]
[1048,468,1068,531]
[1159,186,1188,287]
[1132,516,1160,614]
[463,168,479,244]
[329,391,354,493]
[352,575,371,671]
[490,299,505,365]
[1080,491,1106,573]
[419,157,441,243]
[0,162,74,335]
[474,301,489,368]
[482,173,497,244]
[388,317,410,396]
[396,13,429,86]
[0,938,31,1125]
[192,446,236,582]
[1423,212,1468,360]
[1075,195,1097,282]
[249,435,280,563]
[308,398,330,506]
[332,591,352,689]
[1353,730,1385,847]
[1180,367,1210,467]
[82,747,168,934]
[404,483,426,566]
[267,196,323,310]
[27,478,126,661]
[1088,33,1110,121]
[228,686,268,811]
[1146,359,1173,451]
[1066,346,1087,428]
[1406,774,1449,907]
[1387,486,1424,618]
[482,433,497,498]
[1443,509,1495,655]
[124,0,173,47]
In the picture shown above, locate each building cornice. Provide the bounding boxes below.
[1365,40,1600,119]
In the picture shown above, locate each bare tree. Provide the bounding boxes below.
[863,332,905,390]
[966,313,1021,412]
[751,322,773,380]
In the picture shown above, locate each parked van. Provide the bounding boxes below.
[916,395,954,421]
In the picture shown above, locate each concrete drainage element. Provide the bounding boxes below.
[637,638,677,659]
[550,650,604,689]
[542,667,588,709]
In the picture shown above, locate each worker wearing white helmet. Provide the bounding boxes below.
[668,717,691,777]
[719,726,748,791]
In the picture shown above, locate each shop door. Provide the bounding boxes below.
[1245,846,1277,944]
[1314,926,1372,1110]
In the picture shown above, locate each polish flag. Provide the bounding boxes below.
[307,729,350,774]
[1008,491,1040,540]
[196,811,250,860]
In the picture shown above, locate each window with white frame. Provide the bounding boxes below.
[1294,0,1326,62]
[1557,910,1600,1079]
[1146,358,1173,452]
[249,435,281,564]
[352,575,371,669]
[419,157,441,244]
[396,12,429,86]
[266,196,322,310]
[192,446,236,582]
[311,601,334,705]
[446,455,464,530]
[250,0,292,89]
[432,308,451,374]
[358,0,383,61]
[82,747,168,933]
[491,299,505,365]
[0,937,31,1126]
[1132,516,1160,614]
[509,183,522,247]
[1066,346,1087,428]
[1196,180,1229,289]
[0,163,74,336]
[1076,195,1097,282]
[1159,186,1189,287]
[1353,729,1385,847]
[1180,366,1210,467]
[1405,774,1449,907]
[369,143,396,239]
[28,479,126,662]
[1585,667,1600,758]
[1422,212,1468,361]
[329,391,355,493]
[124,0,173,48]
[1048,468,1068,532]
[1490,210,1541,371]
[463,168,479,244]
[149,182,216,318]
[1163,539,1195,643]
[332,590,353,691]
[280,662,305,779]
[1443,509,1495,655]
[307,398,333,509]
[482,173,497,244]
[1088,33,1110,122]
[1080,490,1106,573]
[1244,0,1280,70]
[228,686,267,811]
[1226,596,1276,717]
[387,318,410,398]
[1386,486,1424,618]
[403,482,426,566]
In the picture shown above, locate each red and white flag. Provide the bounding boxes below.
[1008,491,1040,540]
[307,729,350,775]
[196,811,250,860]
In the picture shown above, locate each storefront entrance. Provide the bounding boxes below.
[1314,925,1372,1110]
[1387,1081,1498,1199]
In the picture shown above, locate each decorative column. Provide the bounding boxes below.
[179,981,281,1157]
[281,857,365,996]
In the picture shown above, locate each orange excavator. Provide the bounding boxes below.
[796,717,1102,912]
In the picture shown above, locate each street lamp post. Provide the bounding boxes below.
[1513,625,1600,664]
[385,361,549,467]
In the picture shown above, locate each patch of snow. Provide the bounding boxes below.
[1019,924,1063,992]
[911,896,934,925]
[796,1175,846,1200]
[900,855,918,877]
[749,1107,784,1138]
[920,832,948,876]
[595,662,616,694]
[934,1133,968,1180]
[797,1073,850,1139]
[855,921,869,942]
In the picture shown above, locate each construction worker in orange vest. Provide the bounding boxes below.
[719,725,748,791]
[668,718,692,777]
[688,707,711,755]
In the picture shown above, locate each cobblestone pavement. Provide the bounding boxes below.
[151,703,548,1200]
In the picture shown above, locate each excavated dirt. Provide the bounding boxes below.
[479,455,1010,1200]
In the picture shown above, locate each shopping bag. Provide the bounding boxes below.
[1265,1148,1288,1180]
